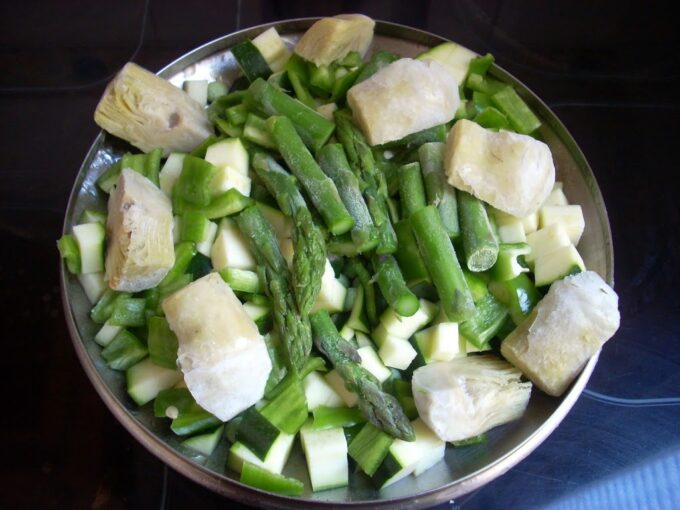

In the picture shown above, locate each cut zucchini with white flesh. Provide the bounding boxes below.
[339,324,355,341]
[378,299,437,340]
[73,222,106,274]
[159,153,186,198]
[525,222,572,263]
[258,203,293,240]
[243,302,270,323]
[204,138,249,175]
[371,429,423,488]
[210,166,252,197]
[324,369,358,407]
[501,271,620,396]
[541,182,569,207]
[77,271,107,304]
[411,419,446,477]
[252,27,291,72]
[126,358,183,406]
[496,218,526,243]
[414,322,465,363]
[295,14,375,66]
[378,336,417,370]
[94,321,123,347]
[300,422,349,491]
[162,273,271,422]
[417,41,477,86]
[183,79,208,107]
[539,204,585,245]
[533,244,585,287]
[182,424,224,456]
[465,338,492,354]
[316,102,338,122]
[357,345,392,383]
[196,221,218,257]
[521,212,539,235]
[227,431,295,475]
[355,331,373,348]
[105,169,175,292]
[303,371,345,410]
[311,260,348,314]
[210,219,257,271]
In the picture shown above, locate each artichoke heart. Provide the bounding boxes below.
[105,169,175,292]
[294,14,375,66]
[501,271,620,397]
[162,273,272,422]
[412,355,532,442]
[94,63,213,156]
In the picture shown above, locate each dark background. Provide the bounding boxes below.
[2,1,679,508]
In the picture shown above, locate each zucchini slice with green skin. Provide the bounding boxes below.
[232,40,272,82]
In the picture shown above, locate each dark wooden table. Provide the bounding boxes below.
[2,1,679,508]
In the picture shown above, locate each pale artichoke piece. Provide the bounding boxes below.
[94,63,213,156]
[162,273,272,422]
[105,169,175,292]
[501,271,620,397]
[412,354,532,442]
[444,119,555,218]
[347,58,460,146]
[294,14,375,66]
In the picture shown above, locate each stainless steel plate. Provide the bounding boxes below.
[61,18,614,509]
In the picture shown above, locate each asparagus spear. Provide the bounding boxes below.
[418,142,460,239]
[411,205,476,322]
[457,189,499,272]
[235,206,312,373]
[245,78,335,151]
[334,110,397,253]
[309,310,415,441]
[393,219,429,286]
[317,144,378,252]
[251,153,326,314]
[372,254,419,317]
[267,116,355,236]
[397,162,427,218]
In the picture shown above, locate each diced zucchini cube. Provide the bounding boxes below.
[303,371,344,410]
[526,223,572,263]
[159,153,186,198]
[210,166,252,197]
[355,331,374,348]
[324,369,358,407]
[497,219,526,243]
[414,322,464,363]
[196,221,218,257]
[77,271,107,304]
[227,431,295,475]
[357,346,392,383]
[210,220,256,270]
[534,244,585,287]
[204,138,249,175]
[300,422,349,492]
[311,260,347,314]
[378,336,417,370]
[521,212,539,235]
[73,222,106,274]
[542,182,569,207]
[126,358,183,406]
[379,299,437,339]
[539,205,585,245]
[411,419,446,477]
[183,79,208,106]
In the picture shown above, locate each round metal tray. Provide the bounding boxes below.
[61,18,614,509]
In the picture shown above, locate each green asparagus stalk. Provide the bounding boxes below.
[372,254,419,317]
[398,162,427,218]
[345,257,378,326]
[317,144,378,251]
[245,78,335,151]
[411,205,476,321]
[236,206,312,373]
[457,190,499,272]
[418,142,460,239]
[251,153,326,314]
[355,50,399,83]
[393,219,429,286]
[267,116,355,236]
[309,310,415,441]
[334,110,397,253]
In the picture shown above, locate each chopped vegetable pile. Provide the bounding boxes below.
[58,14,621,495]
